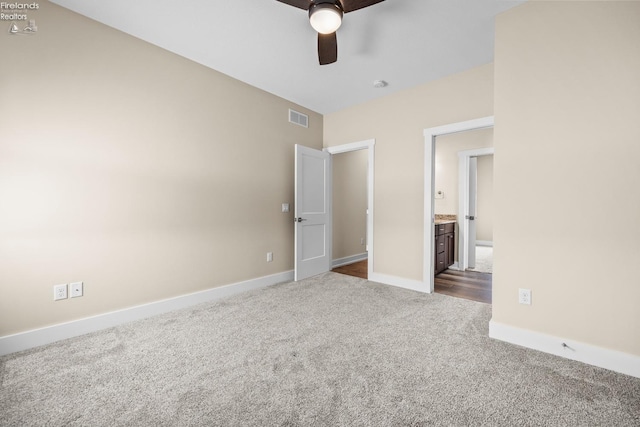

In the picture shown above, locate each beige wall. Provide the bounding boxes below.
[494,1,640,356]
[324,64,494,280]
[0,2,322,336]
[332,150,368,260]
[434,128,493,217]
[476,154,493,243]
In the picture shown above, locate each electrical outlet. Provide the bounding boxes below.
[54,284,68,301]
[70,281,83,298]
[267,252,273,262]
[518,288,532,305]
[360,237,365,245]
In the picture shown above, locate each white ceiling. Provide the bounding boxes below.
[50,0,525,114]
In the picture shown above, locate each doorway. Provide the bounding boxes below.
[330,149,368,278]
[326,140,375,280]
[468,154,493,274]
[458,147,494,273]
[431,128,494,303]
[423,117,494,293]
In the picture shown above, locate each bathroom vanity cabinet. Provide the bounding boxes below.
[435,222,455,275]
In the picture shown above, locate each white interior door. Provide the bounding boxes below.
[295,144,332,281]
[467,157,478,269]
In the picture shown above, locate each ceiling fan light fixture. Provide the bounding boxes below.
[309,2,343,34]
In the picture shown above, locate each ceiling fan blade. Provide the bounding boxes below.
[318,32,337,65]
[340,0,384,13]
[276,0,312,10]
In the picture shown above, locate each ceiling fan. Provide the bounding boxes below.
[277,0,385,65]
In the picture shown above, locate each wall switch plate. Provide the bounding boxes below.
[54,284,68,301]
[518,288,532,305]
[282,203,290,213]
[70,281,83,298]
[267,252,273,262]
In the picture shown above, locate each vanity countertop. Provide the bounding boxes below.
[434,214,456,225]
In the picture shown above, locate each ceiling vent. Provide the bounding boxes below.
[289,109,308,128]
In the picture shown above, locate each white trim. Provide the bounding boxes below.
[325,139,375,280]
[325,139,372,154]
[0,271,293,357]
[458,147,494,271]
[447,262,461,271]
[369,273,428,294]
[476,240,493,247]
[332,253,368,268]
[489,320,640,379]
[423,117,494,292]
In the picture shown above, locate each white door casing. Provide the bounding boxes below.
[424,116,494,292]
[294,144,332,281]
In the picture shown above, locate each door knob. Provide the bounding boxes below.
[295,217,307,222]
[465,215,475,220]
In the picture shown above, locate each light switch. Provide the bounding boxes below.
[282,203,290,213]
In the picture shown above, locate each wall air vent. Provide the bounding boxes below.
[289,109,308,128]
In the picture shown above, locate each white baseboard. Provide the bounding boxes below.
[370,273,429,294]
[447,262,461,271]
[0,270,294,357]
[332,253,368,268]
[476,240,493,247]
[489,320,640,379]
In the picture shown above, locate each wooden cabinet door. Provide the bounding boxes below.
[435,223,455,275]
[436,252,446,274]
[436,235,446,255]
[445,233,455,268]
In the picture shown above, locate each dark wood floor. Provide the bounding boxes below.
[435,269,492,304]
[333,260,491,304]
[332,259,368,279]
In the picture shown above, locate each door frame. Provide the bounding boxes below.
[325,139,375,280]
[458,147,494,272]
[423,117,494,292]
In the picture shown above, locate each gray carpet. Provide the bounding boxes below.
[1,272,638,426]
[468,246,493,274]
